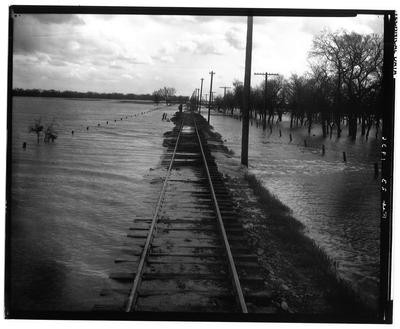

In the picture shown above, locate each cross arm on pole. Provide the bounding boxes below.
[254,72,279,76]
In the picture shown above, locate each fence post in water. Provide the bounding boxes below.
[343,151,347,162]
[289,133,292,142]
[322,144,325,155]
[304,139,307,147]
[374,162,379,178]
[279,129,282,137]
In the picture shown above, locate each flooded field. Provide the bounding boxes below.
[9,97,381,312]
[206,111,381,308]
[9,96,177,311]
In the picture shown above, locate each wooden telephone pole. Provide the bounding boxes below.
[196,88,200,112]
[241,16,253,167]
[190,90,195,111]
[208,71,215,124]
[210,91,216,106]
[199,78,204,113]
[219,86,231,98]
[254,72,279,129]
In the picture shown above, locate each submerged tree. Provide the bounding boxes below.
[221,30,382,141]
[44,120,58,143]
[310,30,383,139]
[29,118,59,144]
[29,118,44,144]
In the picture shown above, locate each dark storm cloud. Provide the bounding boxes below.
[27,14,85,25]
[12,14,384,95]
[13,14,80,55]
[13,13,148,91]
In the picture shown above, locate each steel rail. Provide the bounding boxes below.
[125,119,184,312]
[193,116,248,313]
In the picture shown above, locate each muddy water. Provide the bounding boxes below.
[10,97,178,311]
[206,112,380,308]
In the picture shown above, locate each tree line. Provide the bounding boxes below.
[211,30,383,140]
[13,87,188,104]
[152,87,188,104]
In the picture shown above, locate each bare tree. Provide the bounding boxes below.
[266,75,284,125]
[310,30,383,139]
[29,118,44,144]
[152,90,162,104]
[156,87,176,104]
[44,121,58,143]
[309,64,334,137]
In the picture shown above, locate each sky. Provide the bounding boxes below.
[12,13,383,97]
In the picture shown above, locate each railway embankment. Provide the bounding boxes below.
[194,111,375,318]
[97,110,375,318]
[98,110,276,313]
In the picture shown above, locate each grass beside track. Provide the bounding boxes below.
[243,173,373,315]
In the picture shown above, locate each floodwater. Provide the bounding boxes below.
[9,97,381,312]
[206,111,381,309]
[9,96,177,311]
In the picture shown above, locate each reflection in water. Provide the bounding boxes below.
[11,97,176,311]
[207,113,380,308]
[9,98,381,311]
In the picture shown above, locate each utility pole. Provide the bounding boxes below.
[191,89,197,111]
[219,86,231,98]
[208,70,215,124]
[199,78,204,113]
[210,92,216,107]
[196,88,200,112]
[220,86,231,113]
[241,16,253,167]
[254,72,279,129]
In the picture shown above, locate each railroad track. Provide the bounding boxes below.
[95,111,274,313]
